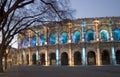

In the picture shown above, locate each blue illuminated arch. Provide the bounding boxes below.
[100,30,109,42]
[40,34,45,45]
[113,29,120,41]
[49,33,56,44]
[31,35,36,46]
[86,30,94,42]
[60,32,68,44]
[73,31,80,43]
[26,37,29,47]
[21,39,24,48]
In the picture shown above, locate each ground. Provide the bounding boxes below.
[0,65,120,77]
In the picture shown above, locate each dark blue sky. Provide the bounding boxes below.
[70,0,120,18]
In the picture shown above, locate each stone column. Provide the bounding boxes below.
[111,46,116,65]
[97,47,101,66]
[82,47,87,65]
[29,48,32,65]
[55,26,61,66]
[94,20,99,41]
[68,23,72,66]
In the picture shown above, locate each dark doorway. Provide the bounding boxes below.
[74,51,81,65]
[40,53,45,65]
[102,50,110,65]
[116,50,120,64]
[50,53,56,65]
[87,51,96,65]
[26,54,29,65]
[32,53,36,65]
[61,52,68,65]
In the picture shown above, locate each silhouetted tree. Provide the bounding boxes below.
[0,0,73,72]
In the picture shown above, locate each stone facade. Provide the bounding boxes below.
[17,17,120,66]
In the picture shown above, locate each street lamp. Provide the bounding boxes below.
[4,46,10,70]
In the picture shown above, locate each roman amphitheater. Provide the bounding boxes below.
[17,17,120,66]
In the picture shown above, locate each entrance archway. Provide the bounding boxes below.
[26,54,29,65]
[87,51,96,65]
[116,50,120,64]
[102,50,110,65]
[40,53,45,65]
[61,52,68,65]
[74,51,81,65]
[32,53,36,64]
[50,53,56,65]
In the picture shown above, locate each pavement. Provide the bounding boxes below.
[0,65,120,77]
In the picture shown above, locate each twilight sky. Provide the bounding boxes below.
[70,0,120,18]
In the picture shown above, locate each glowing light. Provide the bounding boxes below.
[113,29,120,41]
[82,47,87,65]
[73,31,80,43]
[36,50,39,61]
[60,32,68,44]
[40,34,45,45]
[49,33,56,44]
[112,47,116,65]
[100,30,109,42]
[31,36,37,46]
[56,49,59,65]
[86,30,94,42]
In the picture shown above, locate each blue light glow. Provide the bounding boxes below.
[31,36,37,46]
[60,32,68,44]
[82,47,86,65]
[40,34,45,45]
[113,29,120,41]
[56,49,59,65]
[49,33,56,44]
[26,38,30,47]
[73,31,80,43]
[86,30,94,42]
[100,30,109,42]
[112,47,116,65]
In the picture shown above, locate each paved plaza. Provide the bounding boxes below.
[0,65,120,77]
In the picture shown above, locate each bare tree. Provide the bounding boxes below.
[0,0,73,72]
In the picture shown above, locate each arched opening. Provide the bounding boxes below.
[102,50,110,65]
[26,54,29,65]
[50,53,56,65]
[32,53,36,65]
[31,35,37,47]
[61,52,68,65]
[49,33,56,44]
[40,53,45,65]
[100,30,109,42]
[87,51,96,65]
[72,31,80,43]
[60,32,68,44]
[26,37,30,47]
[113,29,120,41]
[40,34,45,45]
[74,51,81,65]
[116,50,120,64]
[86,30,94,42]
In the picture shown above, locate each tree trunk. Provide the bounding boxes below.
[0,56,4,72]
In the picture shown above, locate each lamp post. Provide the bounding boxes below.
[4,46,11,70]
